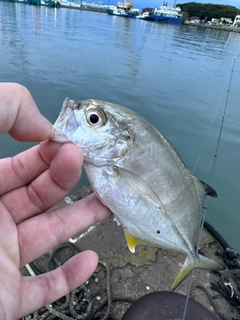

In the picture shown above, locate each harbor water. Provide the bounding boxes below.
[1,1,240,252]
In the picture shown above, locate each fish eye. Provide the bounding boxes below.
[90,114,99,124]
[86,109,106,128]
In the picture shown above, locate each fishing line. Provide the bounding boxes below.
[192,30,240,175]
[209,56,236,182]
[182,56,236,320]
[192,57,236,174]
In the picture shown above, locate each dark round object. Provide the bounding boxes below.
[122,291,218,320]
[89,114,99,124]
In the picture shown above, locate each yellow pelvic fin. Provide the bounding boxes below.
[124,230,153,253]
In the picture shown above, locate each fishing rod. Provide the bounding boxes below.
[182,56,237,320]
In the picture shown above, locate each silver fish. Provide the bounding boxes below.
[51,98,223,289]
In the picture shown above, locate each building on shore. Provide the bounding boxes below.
[233,15,240,27]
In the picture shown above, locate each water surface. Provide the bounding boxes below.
[1,2,240,251]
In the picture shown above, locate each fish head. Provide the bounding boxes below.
[51,98,134,166]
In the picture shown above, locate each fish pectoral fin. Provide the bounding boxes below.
[116,166,161,205]
[172,254,224,290]
[124,230,153,253]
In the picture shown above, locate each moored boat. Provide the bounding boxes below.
[138,1,184,24]
[108,1,140,18]
[136,11,151,19]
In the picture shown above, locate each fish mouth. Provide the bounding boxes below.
[51,98,79,143]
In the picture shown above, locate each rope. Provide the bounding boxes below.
[22,235,240,319]
[190,282,229,320]
[22,241,138,320]
[189,247,240,320]
[98,261,111,320]
[21,242,113,320]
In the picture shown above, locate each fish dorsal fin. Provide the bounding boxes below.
[199,180,217,198]
[124,230,154,253]
[193,178,217,204]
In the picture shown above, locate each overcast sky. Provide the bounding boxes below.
[132,0,240,9]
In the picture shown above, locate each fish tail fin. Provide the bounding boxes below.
[172,254,224,290]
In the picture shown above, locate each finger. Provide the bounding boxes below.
[0,146,48,195]
[0,83,51,141]
[18,193,112,266]
[39,139,65,165]
[0,141,67,195]
[18,251,98,319]
[1,143,83,223]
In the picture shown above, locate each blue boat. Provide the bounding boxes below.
[137,1,184,24]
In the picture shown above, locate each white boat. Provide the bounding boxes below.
[137,1,184,24]
[111,8,129,16]
[154,1,183,19]
[108,1,140,18]
[136,11,150,19]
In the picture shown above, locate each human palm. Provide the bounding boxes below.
[0,83,111,319]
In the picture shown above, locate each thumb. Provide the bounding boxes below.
[0,83,52,142]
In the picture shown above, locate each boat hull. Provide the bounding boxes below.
[108,9,138,18]
[145,15,184,23]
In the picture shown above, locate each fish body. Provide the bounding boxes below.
[51,98,223,289]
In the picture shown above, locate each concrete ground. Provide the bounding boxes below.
[21,186,240,320]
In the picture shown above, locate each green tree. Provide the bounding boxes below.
[179,2,240,20]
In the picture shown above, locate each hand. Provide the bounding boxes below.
[0,83,111,320]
